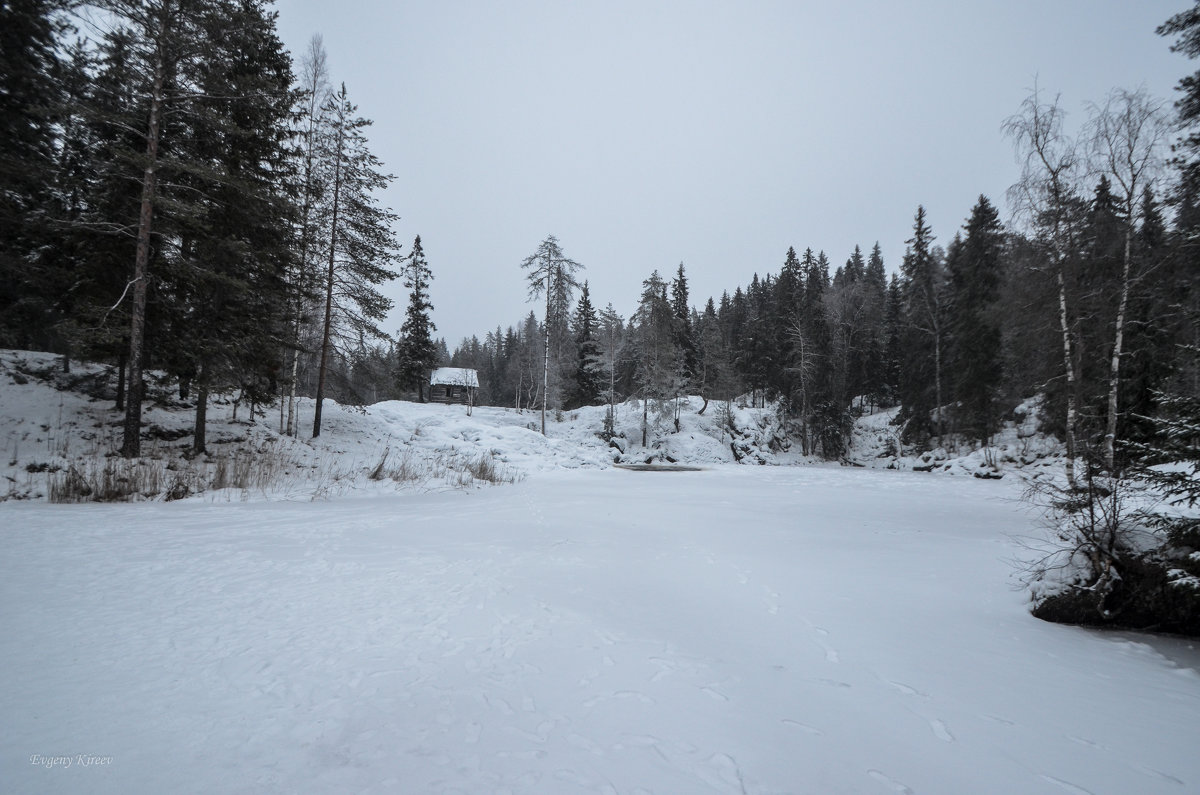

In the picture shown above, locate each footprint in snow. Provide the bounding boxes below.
[868,769,915,794]
[929,718,954,742]
[819,678,852,689]
[566,733,603,755]
[1134,765,1185,786]
[981,713,1015,726]
[886,680,927,698]
[781,718,824,736]
[465,722,482,744]
[701,686,729,702]
[1039,774,1095,795]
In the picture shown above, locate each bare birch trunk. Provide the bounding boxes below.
[541,270,550,435]
[1103,229,1133,472]
[1057,268,1079,488]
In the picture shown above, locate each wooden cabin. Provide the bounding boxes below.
[429,367,479,405]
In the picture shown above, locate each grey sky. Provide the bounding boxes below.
[274,0,1188,348]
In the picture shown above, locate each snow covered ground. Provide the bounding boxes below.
[4,466,1199,794]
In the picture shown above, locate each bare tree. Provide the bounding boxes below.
[285,35,331,437]
[520,236,582,434]
[1086,88,1170,471]
[311,84,399,438]
[787,320,821,456]
[1004,85,1085,487]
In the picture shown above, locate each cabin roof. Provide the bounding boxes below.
[429,367,479,388]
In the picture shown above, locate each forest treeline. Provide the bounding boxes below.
[0,0,1196,472]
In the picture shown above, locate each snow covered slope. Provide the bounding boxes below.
[1,351,807,502]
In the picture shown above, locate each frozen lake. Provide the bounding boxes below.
[3,466,1198,794]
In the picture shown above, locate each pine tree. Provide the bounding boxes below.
[397,236,437,402]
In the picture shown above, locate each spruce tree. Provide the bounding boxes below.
[567,281,603,408]
[862,243,890,409]
[597,303,624,437]
[0,0,70,348]
[181,0,297,452]
[897,205,946,445]
[671,262,697,384]
[397,235,437,402]
[628,270,678,444]
[948,196,1005,445]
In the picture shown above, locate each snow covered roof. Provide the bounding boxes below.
[430,367,479,387]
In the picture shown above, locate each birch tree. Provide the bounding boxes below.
[1086,88,1169,471]
[1004,86,1086,487]
[285,35,331,436]
[519,235,582,434]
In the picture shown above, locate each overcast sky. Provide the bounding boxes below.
[273,0,1189,348]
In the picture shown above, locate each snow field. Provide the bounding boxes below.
[4,466,1199,794]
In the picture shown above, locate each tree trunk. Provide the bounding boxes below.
[541,270,550,435]
[121,3,171,458]
[194,377,208,455]
[1103,229,1133,472]
[642,396,648,447]
[1057,268,1079,488]
[934,329,943,440]
[115,352,126,412]
[313,123,344,439]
